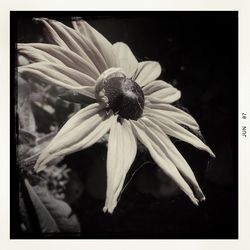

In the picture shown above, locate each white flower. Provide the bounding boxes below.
[18,18,215,214]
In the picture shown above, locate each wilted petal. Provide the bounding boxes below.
[133,61,161,87]
[72,19,117,69]
[34,103,114,172]
[144,112,215,157]
[140,118,205,201]
[18,43,100,79]
[144,103,200,131]
[131,119,199,205]
[18,62,95,98]
[113,42,138,78]
[34,18,108,73]
[103,119,137,214]
[143,80,181,103]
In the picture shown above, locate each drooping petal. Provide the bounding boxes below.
[72,19,117,68]
[18,43,100,79]
[144,112,215,157]
[34,103,114,172]
[104,119,137,214]
[112,42,138,78]
[131,119,199,206]
[18,44,62,65]
[33,18,69,49]
[143,80,181,103]
[34,18,108,73]
[140,117,205,201]
[133,61,161,87]
[18,62,95,98]
[50,103,103,139]
[144,103,200,131]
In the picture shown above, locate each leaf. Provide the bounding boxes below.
[18,144,34,161]
[18,76,37,133]
[24,179,81,233]
[24,179,59,233]
[19,193,32,232]
[19,129,36,146]
[58,90,94,105]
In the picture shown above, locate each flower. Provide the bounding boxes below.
[18,17,215,214]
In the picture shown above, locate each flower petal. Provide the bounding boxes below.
[133,61,161,87]
[18,44,62,65]
[72,19,117,68]
[131,119,199,206]
[144,103,200,131]
[144,112,215,157]
[18,62,95,98]
[33,18,68,48]
[140,117,205,201]
[143,80,181,103]
[112,42,138,78]
[103,119,137,214]
[34,18,108,73]
[18,43,100,79]
[34,103,114,172]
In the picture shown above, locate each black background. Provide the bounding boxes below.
[11,11,238,239]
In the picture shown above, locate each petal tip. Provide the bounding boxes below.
[72,16,83,22]
[113,41,128,47]
[199,196,206,202]
[33,163,45,173]
[32,17,46,23]
[102,206,114,214]
[208,148,216,158]
[189,195,199,206]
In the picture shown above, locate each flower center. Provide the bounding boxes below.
[95,68,144,120]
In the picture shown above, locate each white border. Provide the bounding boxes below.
[1,0,250,249]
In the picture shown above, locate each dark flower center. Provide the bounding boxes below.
[104,77,144,120]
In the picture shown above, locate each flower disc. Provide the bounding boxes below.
[104,77,144,120]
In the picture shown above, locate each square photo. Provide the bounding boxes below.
[11,11,238,239]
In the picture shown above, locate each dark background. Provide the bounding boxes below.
[11,11,238,239]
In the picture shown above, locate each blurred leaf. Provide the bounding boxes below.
[19,129,36,146]
[58,90,94,105]
[24,179,81,233]
[18,144,34,161]
[19,193,32,232]
[18,76,37,133]
[24,179,59,233]
[33,102,55,115]
[18,132,56,172]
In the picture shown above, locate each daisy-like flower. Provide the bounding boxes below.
[18,18,215,214]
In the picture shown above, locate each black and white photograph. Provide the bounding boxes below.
[10,11,238,240]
